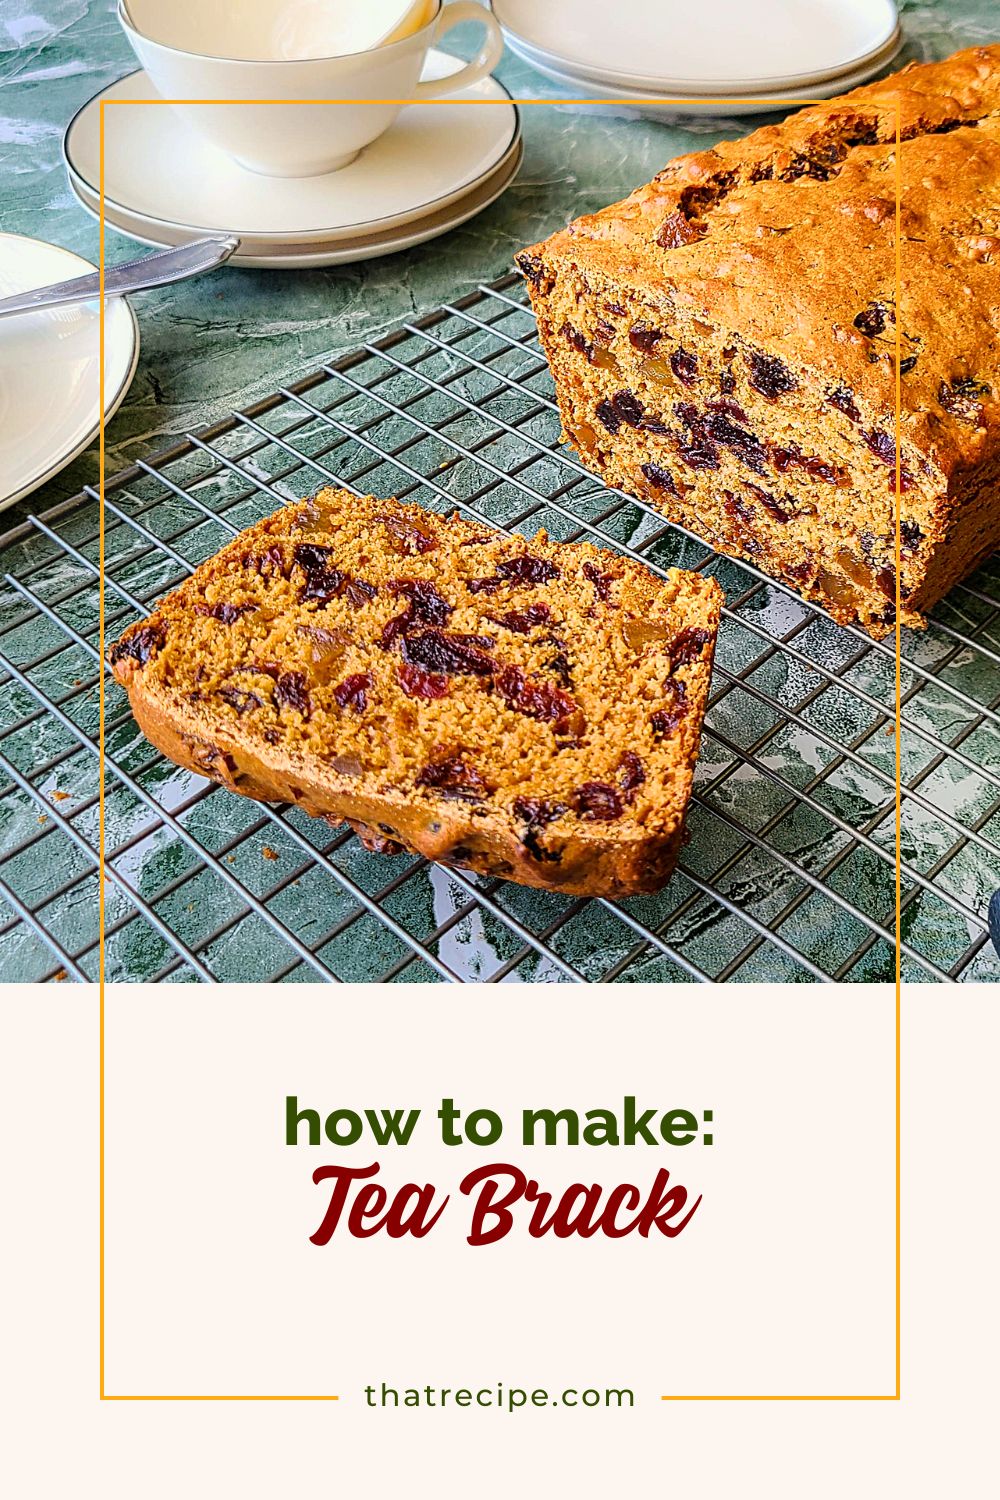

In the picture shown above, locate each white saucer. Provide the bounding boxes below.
[493,0,900,93]
[0,233,139,512]
[69,140,523,269]
[63,58,519,249]
[504,33,902,116]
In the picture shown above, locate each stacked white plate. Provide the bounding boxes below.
[493,0,902,116]
[62,54,521,268]
[0,233,139,511]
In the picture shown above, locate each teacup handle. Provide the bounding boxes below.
[413,1,504,98]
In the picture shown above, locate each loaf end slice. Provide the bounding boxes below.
[109,489,723,897]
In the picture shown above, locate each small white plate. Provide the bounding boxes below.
[68,140,523,269]
[505,23,902,98]
[493,0,900,93]
[504,33,901,116]
[63,58,518,248]
[0,234,139,512]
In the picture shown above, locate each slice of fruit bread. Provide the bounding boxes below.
[109,489,723,896]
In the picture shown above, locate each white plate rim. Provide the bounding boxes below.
[62,64,520,246]
[0,232,140,511]
[503,22,902,94]
[493,0,901,93]
[67,140,523,268]
[64,124,523,252]
[504,31,903,106]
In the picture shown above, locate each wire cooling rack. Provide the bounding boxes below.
[1,273,998,984]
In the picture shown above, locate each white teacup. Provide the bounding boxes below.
[117,0,505,178]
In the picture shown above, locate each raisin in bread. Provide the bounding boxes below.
[517,45,1000,639]
[109,490,722,897]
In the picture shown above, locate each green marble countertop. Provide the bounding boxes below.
[1,0,998,985]
[0,0,992,527]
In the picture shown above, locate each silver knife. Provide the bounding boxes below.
[0,235,240,320]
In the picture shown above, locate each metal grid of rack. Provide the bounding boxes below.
[1,273,998,984]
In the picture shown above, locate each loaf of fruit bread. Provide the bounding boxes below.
[109,490,723,897]
[517,45,1000,639]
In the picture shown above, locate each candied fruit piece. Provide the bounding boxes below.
[513,797,566,864]
[596,398,622,434]
[218,685,263,715]
[650,681,689,739]
[560,319,595,361]
[837,547,877,592]
[874,565,897,600]
[390,578,452,625]
[332,672,372,712]
[513,797,564,827]
[612,390,644,427]
[641,461,678,495]
[274,671,312,716]
[617,751,645,796]
[582,561,617,601]
[195,602,255,624]
[816,566,864,613]
[572,782,624,821]
[670,348,699,386]
[401,629,495,676]
[331,753,364,778]
[495,665,580,731]
[416,754,494,802]
[747,351,797,399]
[670,627,712,666]
[827,384,861,422]
[490,603,552,633]
[398,663,450,700]
[378,513,438,555]
[744,482,797,523]
[298,624,351,672]
[771,444,844,484]
[515,251,547,287]
[938,376,991,423]
[656,211,702,249]
[624,618,671,653]
[344,578,378,608]
[636,353,675,388]
[109,620,166,667]
[900,520,923,553]
[864,428,897,465]
[629,322,662,354]
[468,554,560,593]
[853,300,894,337]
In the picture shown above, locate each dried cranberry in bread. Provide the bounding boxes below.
[109,489,722,896]
[518,45,1000,639]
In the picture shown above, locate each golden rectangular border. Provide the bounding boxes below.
[98,93,903,1402]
